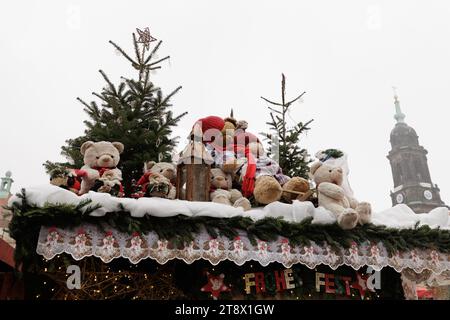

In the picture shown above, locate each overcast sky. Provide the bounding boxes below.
[1,0,449,212]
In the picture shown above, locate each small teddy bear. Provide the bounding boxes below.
[309,160,372,229]
[210,168,251,211]
[93,170,123,197]
[144,161,177,184]
[146,172,176,199]
[49,168,85,195]
[79,141,124,195]
[132,161,176,199]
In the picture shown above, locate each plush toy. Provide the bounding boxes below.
[133,171,176,199]
[92,170,123,196]
[49,168,85,194]
[309,160,372,229]
[234,131,310,205]
[210,168,251,211]
[79,141,124,196]
[132,161,177,199]
[144,161,177,184]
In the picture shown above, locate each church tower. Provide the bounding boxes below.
[387,90,446,213]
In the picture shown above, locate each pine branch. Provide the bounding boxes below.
[286,91,306,106]
[132,33,142,65]
[148,55,170,67]
[109,40,137,66]
[98,70,117,95]
[261,96,283,106]
[144,40,163,65]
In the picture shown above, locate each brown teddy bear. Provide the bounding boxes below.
[210,168,251,211]
[309,160,372,229]
[234,130,310,205]
[79,141,124,195]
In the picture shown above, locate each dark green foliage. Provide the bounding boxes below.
[7,189,450,272]
[260,74,313,178]
[322,149,344,159]
[46,33,187,195]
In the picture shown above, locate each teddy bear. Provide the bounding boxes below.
[49,167,85,195]
[92,170,123,196]
[131,161,177,199]
[210,168,251,211]
[309,160,372,229]
[144,161,177,185]
[233,130,310,205]
[134,171,176,199]
[79,141,124,196]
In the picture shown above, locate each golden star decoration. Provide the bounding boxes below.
[136,27,157,50]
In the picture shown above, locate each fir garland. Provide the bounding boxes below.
[6,189,450,272]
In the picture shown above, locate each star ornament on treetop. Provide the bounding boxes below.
[136,27,157,50]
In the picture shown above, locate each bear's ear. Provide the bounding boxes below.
[80,141,95,155]
[145,161,156,171]
[309,161,323,177]
[112,142,124,154]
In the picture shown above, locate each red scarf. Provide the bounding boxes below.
[92,166,117,177]
[236,146,256,198]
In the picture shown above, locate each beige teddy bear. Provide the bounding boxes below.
[310,161,372,229]
[144,161,177,184]
[210,168,251,211]
[79,141,124,195]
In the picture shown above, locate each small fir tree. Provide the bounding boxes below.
[260,74,313,179]
[45,30,187,195]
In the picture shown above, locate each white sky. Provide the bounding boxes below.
[1,0,449,212]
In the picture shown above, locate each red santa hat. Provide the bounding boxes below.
[192,116,226,144]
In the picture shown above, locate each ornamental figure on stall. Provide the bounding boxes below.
[201,272,230,300]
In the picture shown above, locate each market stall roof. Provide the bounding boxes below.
[7,185,450,275]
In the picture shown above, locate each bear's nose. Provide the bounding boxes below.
[99,155,112,163]
[336,168,343,174]
[216,176,224,181]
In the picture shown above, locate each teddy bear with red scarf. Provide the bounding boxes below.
[78,141,125,197]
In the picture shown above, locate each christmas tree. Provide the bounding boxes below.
[260,74,313,179]
[45,28,187,195]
